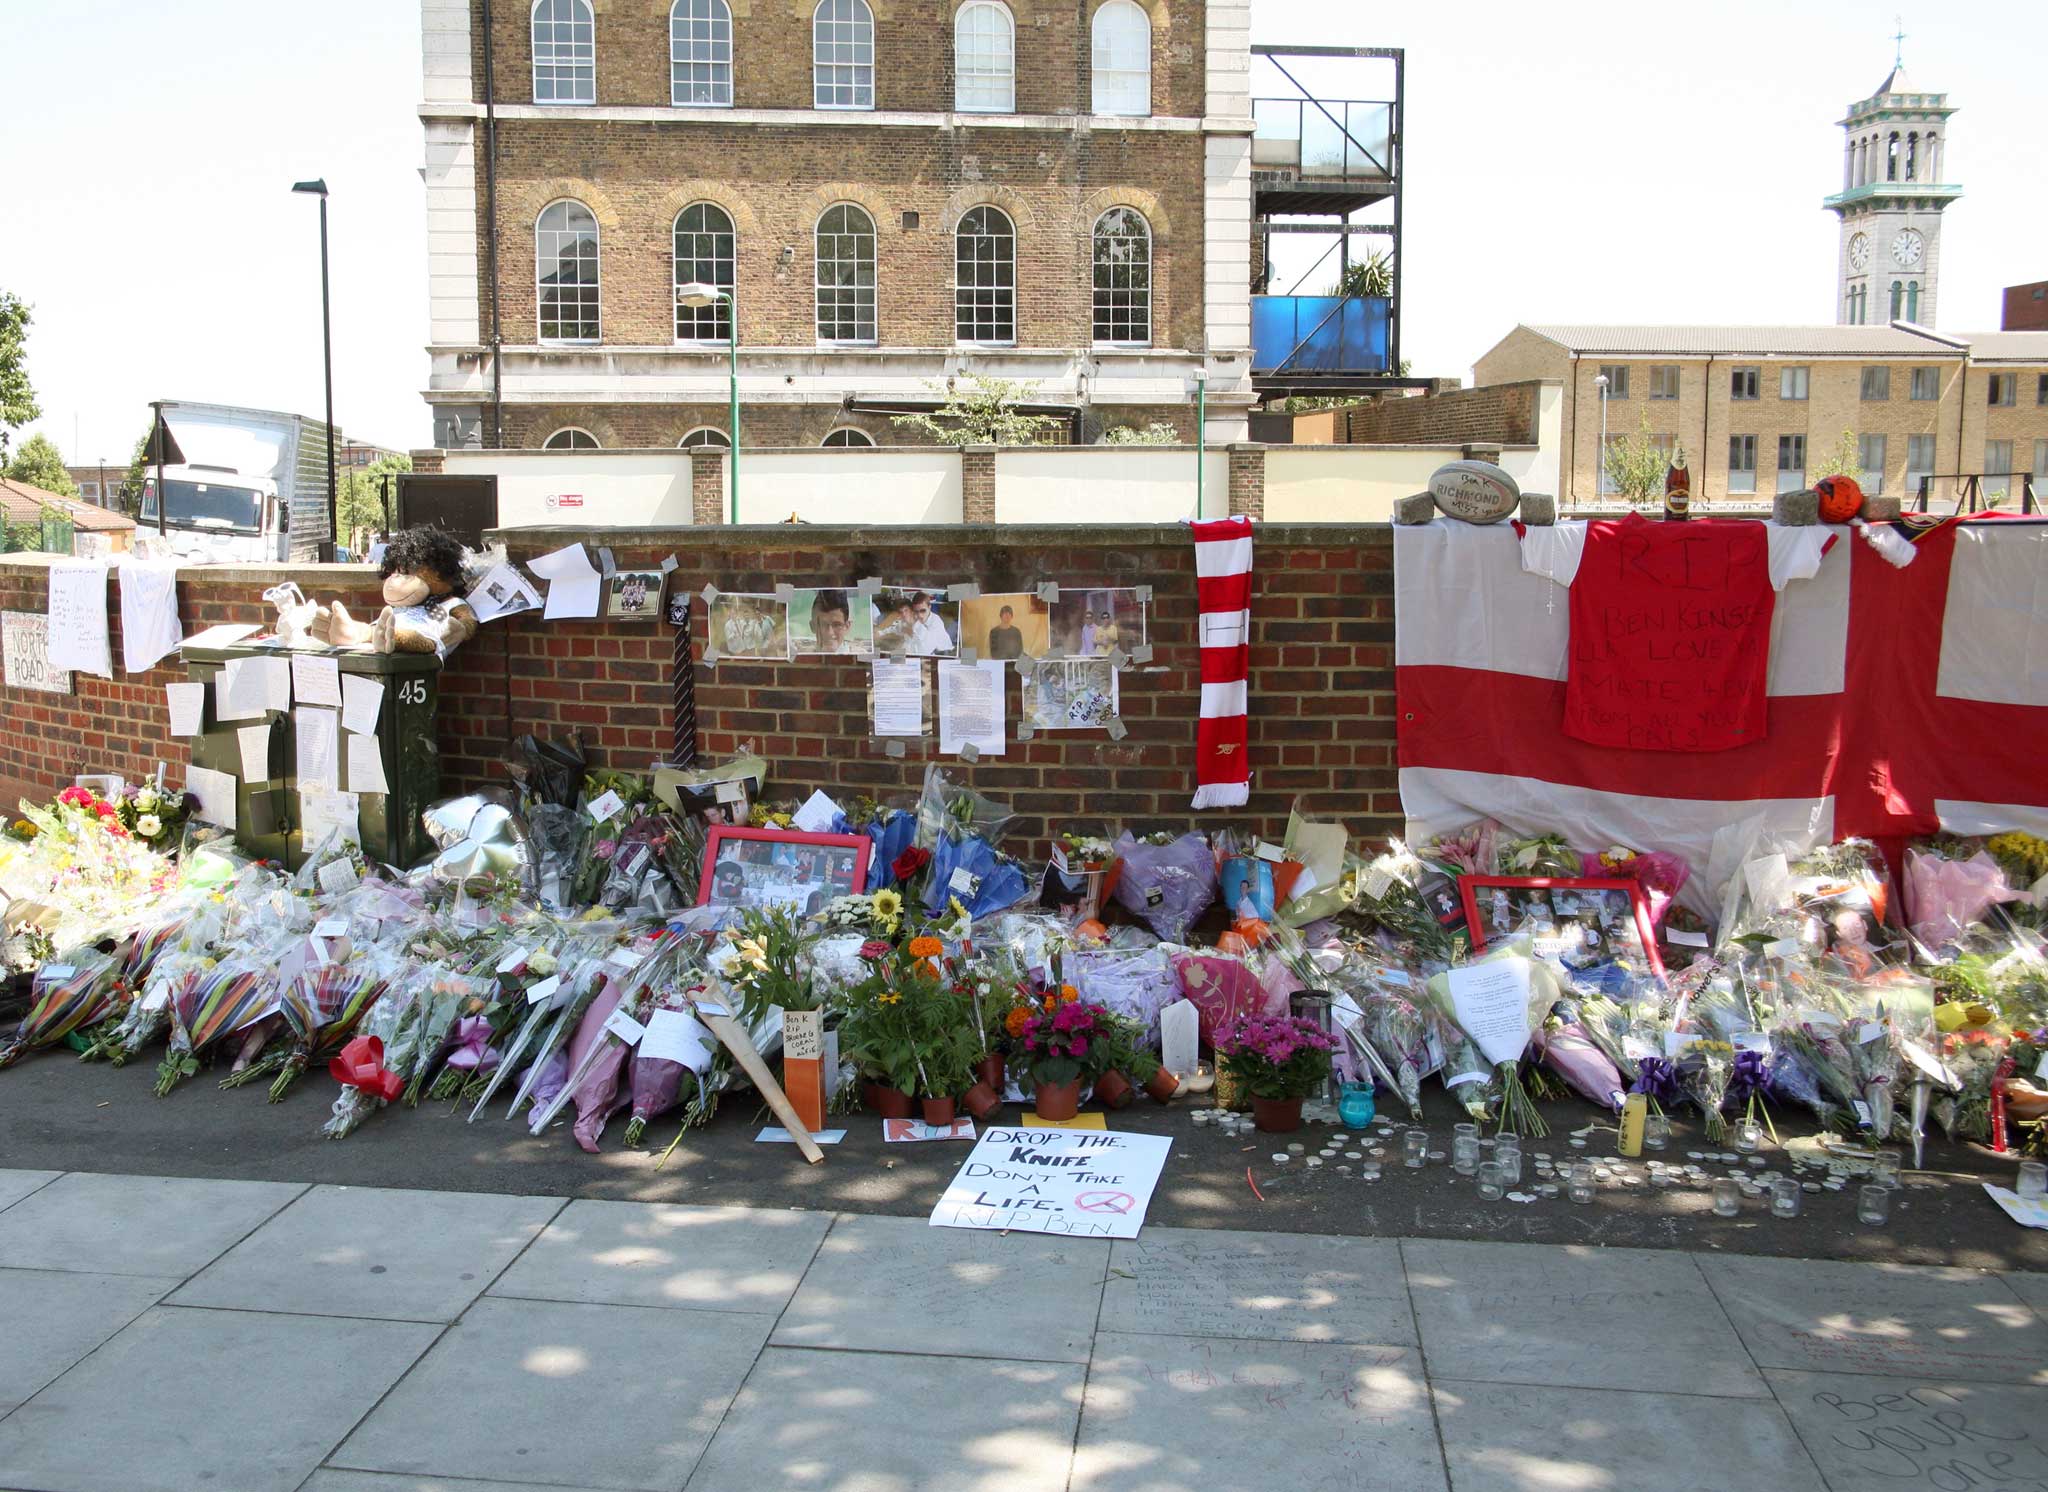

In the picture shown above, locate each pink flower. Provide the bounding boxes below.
[858,939,890,960]
[594,839,618,860]
[1069,1036,1087,1056]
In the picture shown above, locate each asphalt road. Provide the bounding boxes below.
[1,1051,2040,1271]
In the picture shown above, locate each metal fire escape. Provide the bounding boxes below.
[1250,46,1421,395]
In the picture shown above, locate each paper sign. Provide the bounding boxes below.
[949,865,981,897]
[299,786,360,849]
[931,1126,1173,1239]
[603,1010,647,1046]
[1667,928,1710,948]
[117,560,183,674]
[185,765,237,827]
[639,1009,715,1073]
[756,1128,847,1144]
[531,542,602,620]
[791,789,843,834]
[1744,854,1793,911]
[165,681,205,737]
[141,988,171,1013]
[1985,1184,2048,1231]
[44,559,112,677]
[525,975,562,1006]
[2,612,70,692]
[296,707,340,791]
[316,859,360,895]
[181,623,260,651]
[290,654,342,707]
[236,724,272,783]
[39,964,75,981]
[605,947,641,972]
[1733,1031,1773,1054]
[782,1010,824,1061]
[693,1000,729,1018]
[937,658,1006,757]
[588,788,625,822]
[884,1118,977,1142]
[468,562,544,624]
[215,658,263,721]
[341,675,384,736]
[1623,1035,1658,1061]
[1663,1031,1704,1057]
[1443,956,1535,1067]
[313,917,349,938]
[496,946,532,974]
[871,658,926,737]
[345,734,389,795]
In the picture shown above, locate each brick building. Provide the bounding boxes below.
[2004,282,2048,332]
[417,0,1258,452]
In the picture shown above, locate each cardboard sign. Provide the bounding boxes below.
[884,1118,977,1142]
[2,612,70,692]
[782,1007,826,1134]
[930,1125,1172,1239]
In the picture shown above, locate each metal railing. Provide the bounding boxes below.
[1251,97,1395,180]
[1913,471,2040,515]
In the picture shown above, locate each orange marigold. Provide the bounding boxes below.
[907,936,943,959]
[1058,984,1079,1004]
[1004,1006,1032,1038]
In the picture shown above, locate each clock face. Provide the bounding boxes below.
[1891,230,1925,267]
[1848,233,1872,271]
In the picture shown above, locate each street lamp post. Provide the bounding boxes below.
[1193,366,1208,519]
[292,178,338,559]
[676,283,738,523]
[1593,372,1610,505]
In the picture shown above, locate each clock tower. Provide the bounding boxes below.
[1826,49,1960,326]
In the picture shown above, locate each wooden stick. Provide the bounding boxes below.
[689,997,826,1165]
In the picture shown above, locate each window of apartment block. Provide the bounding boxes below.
[679,428,730,448]
[954,206,1016,344]
[1730,366,1759,401]
[813,0,875,109]
[1780,366,1810,400]
[1091,0,1151,116]
[670,0,732,106]
[1858,434,1886,494]
[1860,366,1891,400]
[1091,207,1151,346]
[2037,373,2048,406]
[532,0,596,104]
[1597,365,1629,399]
[1776,434,1806,492]
[1987,439,2015,476]
[2034,439,2048,480]
[1648,365,1679,400]
[954,2,1014,113]
[1910,366,1940,400]
[1648,433,1676,464]
[1599,436,1620,495]
[673,203,735,342]
[1728,434,1757,493]
[544,427,600,449]
[1989,373,2017,407]
[1906,433,1935,493]
[536,200,601,343]
[815,203,877,342]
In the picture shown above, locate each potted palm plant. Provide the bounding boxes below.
[1214,1013,1338,1133]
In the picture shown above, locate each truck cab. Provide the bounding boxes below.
[139,464,288,563]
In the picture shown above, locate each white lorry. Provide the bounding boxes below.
[138,401,333,563]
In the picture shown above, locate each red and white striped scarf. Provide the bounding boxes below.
[1190,515,1253,809]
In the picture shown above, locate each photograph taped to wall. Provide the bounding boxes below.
[958,592,1051,661]
[696,828,871,916]
[1023,658,1119,731]
[789,587,875,657]
[871,587,958,657]
[605,569,666,620]
[1457,875,1664,976]
[1047,587,1148,659]
[706,591,791,659]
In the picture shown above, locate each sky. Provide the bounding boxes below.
[4,0,2043,466]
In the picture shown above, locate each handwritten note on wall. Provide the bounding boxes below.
[44,560,111,677]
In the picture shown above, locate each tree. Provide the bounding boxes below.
[0,293,38,459]
[889,374,1064,446]
[1808,429,1861,485]
[337,453,411,552]
[1100,422,1178,445]
[2,433,76,497]
[118,431,150,514]
[1600,413,1668,507]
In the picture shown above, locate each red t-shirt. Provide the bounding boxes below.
[1519,514,1833,752]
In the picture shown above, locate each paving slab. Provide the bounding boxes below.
[332,1296,770,1492]
[489,1199,829,1314]
[0,1305,436,1492]
[1100,1226,1415,1346]
[1700,1255,2047,1384]
[304,1474,614,1492]
[1765,1370,2048,1492]
[0,1167,59,1213]
[1995,1267,2048,1323]
[1432,1379,1828,1492]
[0,1268,179,1413]
[686,1347,1085,1492]
[171,1184,561,1321]
[0,1171,302,1277]
[1070,1332,1444,1492]
[772,1213,1108,1363]
[1404,1238,1766,1398]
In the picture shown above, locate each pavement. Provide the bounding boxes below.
[3,1166,2048,1492]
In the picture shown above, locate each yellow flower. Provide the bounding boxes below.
[872,890,903,923]
[878,991,902,1006]
[947,896,968,922]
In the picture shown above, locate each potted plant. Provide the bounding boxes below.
[1016,994,1106,1121]
[1214,1014,1337,1133]
[1094,1011,1181,1106]
[836,937,926,1118]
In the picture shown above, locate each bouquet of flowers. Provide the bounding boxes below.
[1169,950,1287,1045]
[1214,1013,1337,1101]
[1679,1038,1736,1140]
[1905,840,2019,950]
[1352,844,1465,968]
[1770,1014,1864,1131]
[624,961,718,1147]
[1596,845,1691,930]
[0,948,120,1069]
[1497,830,1581,878]
[1421,821,1498,879]
[1534,1017,1628,1112]
[1421,939,1561,1136]
[268,957,389,1102]
[322,978,425,1138]
[1110,831,1216,943]
[154,962,269,1096]
[110,782,192,850]
[1327,963,1436,1121]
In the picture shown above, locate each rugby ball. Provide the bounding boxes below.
[1428,461,1520,524]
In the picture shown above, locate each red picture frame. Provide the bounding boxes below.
[1457,875,1665,976]
[697,827,872,913]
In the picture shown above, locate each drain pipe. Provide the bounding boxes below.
[481,0,504,447]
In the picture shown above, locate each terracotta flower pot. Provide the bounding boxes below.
[961,1080,1002,1119]
[921,1094,957,1126]
[1033,1077,1081,1121]
[976,1053,1007,1093]
[862,1081,916,1119]
[1094,1069,1136,1110]
[1144,1067,1181,1104]
[1252,1095,1304,1133]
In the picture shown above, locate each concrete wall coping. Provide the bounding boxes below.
[0,553,380,586]
[481,521,1391,549]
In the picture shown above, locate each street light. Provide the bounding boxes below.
[676,282,739,524]
[1193,366,1208,519]
[292,178,338,559]
[1593,372,1610,504]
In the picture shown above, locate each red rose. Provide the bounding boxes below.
[891,847,931,883]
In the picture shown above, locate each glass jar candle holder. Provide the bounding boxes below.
[1712,1178,1741,1217]
[1771,1176,1801,1218]
[1568,1162,1596,1204]
[1643,1113,1670,1151]
[2018,1161,2048,1202]
[1873,1149,1903,1189]
[1338,1083,1376,1131]
[1451,1133,1481,1175]
[1403,1130,1429,1168]
[1858,1184,1891,1226]
[1495,1136,1523,1185]
[1476,1161,1507,1201]
[1733,1120,1762,1154]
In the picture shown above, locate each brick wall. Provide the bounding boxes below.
[0,522,1400,854]
[1341,382,1542,448]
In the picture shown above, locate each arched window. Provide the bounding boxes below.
[1906,280,1921,322]
[1890,280,1904,320]
[673,203,735,342]
[1925,132,1939,180]
[815,204,877,343]
[532,0,595,103]
[955,206,1015,345]
[536,200,600,343]
[679,428,731,448]
[671,0,732,106]
[822,428,875,447]
[813,0,874,110]
[543,427,600,449]
[1886,131,1900,181]
[1905,131,1918,181]
[954,2,1014,112]
[1091,0,1150,116]
[1091,206,1150,346]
